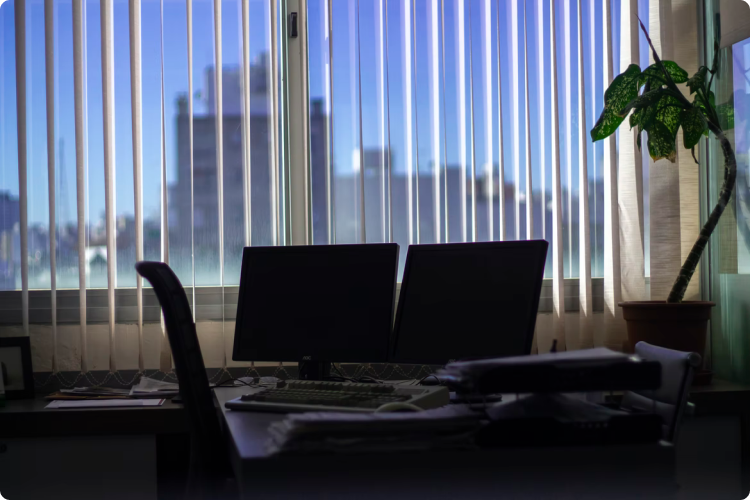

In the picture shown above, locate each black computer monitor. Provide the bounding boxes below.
[232,244,399,379]
[390,240,548,365]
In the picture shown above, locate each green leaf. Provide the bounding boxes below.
[655,95,683,137]
[646,120,678,162]
[693,92,716,135]
[686,67,708,95]
[620,88,667,117]
[638,61,689,88]
[680,108,707,149]
[591,64,641,141]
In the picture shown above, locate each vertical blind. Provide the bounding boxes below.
[0,0,702,375]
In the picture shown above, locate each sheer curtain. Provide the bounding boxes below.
[0,0,702,378]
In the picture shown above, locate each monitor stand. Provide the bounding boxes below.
[298,360,331,380]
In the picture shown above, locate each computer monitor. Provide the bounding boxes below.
[232,244,399,379]
[390,240,548,365]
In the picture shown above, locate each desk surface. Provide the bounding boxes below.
[0,395,188,438]
[214,387,678,499]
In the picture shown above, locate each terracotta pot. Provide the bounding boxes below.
[619,301,714,384]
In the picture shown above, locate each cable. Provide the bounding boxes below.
[416,374,442,386]
[210,377,254,390]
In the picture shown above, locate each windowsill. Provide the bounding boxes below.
[0,277,652,325]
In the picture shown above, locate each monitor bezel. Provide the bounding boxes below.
[389,240,548,365]
[232,243,400,363]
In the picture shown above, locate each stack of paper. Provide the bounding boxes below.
[267,405,484,455]
[129,377,180,398]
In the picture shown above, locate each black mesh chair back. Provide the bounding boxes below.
[621,341,701,443]
[136,261,228,498]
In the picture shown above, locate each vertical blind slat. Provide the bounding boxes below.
[563,0,573,274]
[385,0,393,244]
[326,0,335,243]
[432,0,441,243]
[458,0,466,243]
[44,0,57,372]
[618,0,646,303]
[549,0,566,351]
[187,0,196,319]
[523,0,532,243]
[495,0,505,241]
[536,0,546,241]
[602,0,625,349]
[468,0,477,243]
[241,0,252,247]
[159,0,172,372]
[577,0,593,349]
[411,0,421,244]
[213,0,226,369]
[440,0,448,242]
[482,0,492,241]
[73,0,88,373]
[404,0,414,244]
[357,0,366,243]
[510,0,520,241]
[15,0,29,337]
[270,0,280,246]
[381,0,388,243]
[129,0,145,373]
[100,0,117,372]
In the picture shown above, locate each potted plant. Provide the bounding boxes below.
[591,21,734,383]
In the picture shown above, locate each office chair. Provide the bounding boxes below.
[620,341,701,443]
[136,261,233,500]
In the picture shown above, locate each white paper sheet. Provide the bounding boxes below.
[46,399,165,409]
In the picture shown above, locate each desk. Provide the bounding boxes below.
[0,397,188,500]
[214,387,677,499]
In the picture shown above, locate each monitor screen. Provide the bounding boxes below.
[233,244,399,363]
[390,240,548,365]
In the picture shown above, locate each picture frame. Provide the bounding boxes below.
[0,337,35,400]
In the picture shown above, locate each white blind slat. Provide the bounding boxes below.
[467,0,477,242]
[523,0,532,243]
[129,0,145,373]
[187,0,196,320]
[100,0,117,372]
[549,0,566,351]
[432,0,441,243]
[577,0,593,349]
[241,0,252,247]
[509,0,520,241]
[603,0,625,349]
[73,0,88,373]
[44,0,57,373]
[159,0,171,372]
[495,0,505,241]
[357,0,366,243]
[15,0,29,337]
[618,0,646,303]
[411,0,421,244]
[458,0,467,243]
[213,0,226,369]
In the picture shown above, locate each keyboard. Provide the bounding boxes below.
[225,380,450,413]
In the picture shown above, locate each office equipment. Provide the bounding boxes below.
[136,261,232,499]
[390,240,548,365]
[46,399,165,409]
[477,393,663,447]
[266,404,482,455]
[437,347,662,394]
[620,341,701,443]
[232,244,399,380]
[225,379,449,413]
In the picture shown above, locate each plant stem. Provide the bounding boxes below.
[666,122,737,303]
